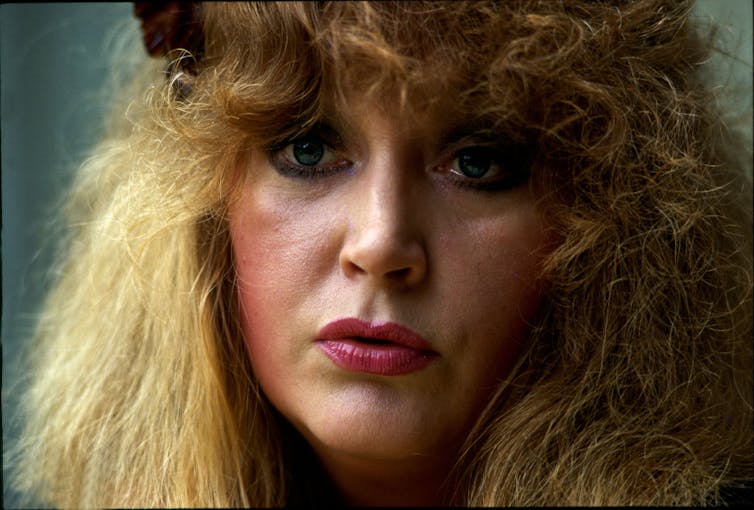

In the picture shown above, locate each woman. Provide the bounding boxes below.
[11,1,752,506]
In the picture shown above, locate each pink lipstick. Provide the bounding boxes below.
[316,318,438,376]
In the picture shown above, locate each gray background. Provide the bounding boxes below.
[1,2,751,507]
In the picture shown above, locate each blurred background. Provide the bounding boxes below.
[1,2,751,507]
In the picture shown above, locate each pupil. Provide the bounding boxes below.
[458,148,490,178]
[293,139,324,166]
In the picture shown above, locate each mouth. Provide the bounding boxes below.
[350,336,394,346]
[315,318,438,376]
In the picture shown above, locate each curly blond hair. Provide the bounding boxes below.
[11,1,752,506]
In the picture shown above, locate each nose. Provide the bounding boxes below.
[339,157,428,289]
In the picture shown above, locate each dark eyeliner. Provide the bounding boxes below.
[267,127,351,180]
[446,143,532,192]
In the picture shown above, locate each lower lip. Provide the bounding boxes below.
[316,339,438,376]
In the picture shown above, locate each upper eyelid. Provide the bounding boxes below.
[266,122,344,152]
[436,132,511,157]
[449,134,508,149]
[437,143,509,169]
[305,124,343,147]
[269,125,513,162]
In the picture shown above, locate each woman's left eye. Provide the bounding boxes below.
[439,145,527,190]
[453,146,499,179]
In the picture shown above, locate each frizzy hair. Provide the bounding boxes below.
[11,1,752,506]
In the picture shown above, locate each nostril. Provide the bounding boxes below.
[339,226,428,286]
[344,260,367,277]
[385,267,412,281]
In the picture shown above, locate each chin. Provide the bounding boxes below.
[297,394,460,462]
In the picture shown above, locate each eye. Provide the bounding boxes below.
[269,132,351,179]
[436,144,529,191]
[434,143,531,190]
[289,137,326,166]
[453,146,498,179]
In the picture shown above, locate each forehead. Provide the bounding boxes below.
[318,86,476,144]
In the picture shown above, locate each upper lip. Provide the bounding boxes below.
[317,318,435,351]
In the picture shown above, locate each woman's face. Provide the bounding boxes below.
[229,97,551,471]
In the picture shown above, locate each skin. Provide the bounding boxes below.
[229,98,552,505]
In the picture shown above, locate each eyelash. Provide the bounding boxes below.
[267,133,529,191]
[268,134,350,179]
[436,145,529,192]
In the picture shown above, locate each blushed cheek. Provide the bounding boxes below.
[231,232,297,411]
[229,190,283,360]
[228,186,335,377]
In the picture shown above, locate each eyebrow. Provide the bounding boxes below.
[263,117,337,147]
[270,107,509,151]
[437,118,502,147]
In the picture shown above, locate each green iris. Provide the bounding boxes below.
[457,147,492,178]
[292,139,325,166]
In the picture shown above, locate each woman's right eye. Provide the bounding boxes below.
[290,138,326,166]
[269,134,351,179]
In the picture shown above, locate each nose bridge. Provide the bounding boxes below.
[362,150,409,234]
[340,145,427,286]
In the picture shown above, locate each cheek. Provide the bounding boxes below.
[442,203,550,374]
[227,178,340,381]
[443,198,548,305]
[231,178,345,292]
[485,209,549,324]
[229,193,298,403]
[230,208,277,376]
